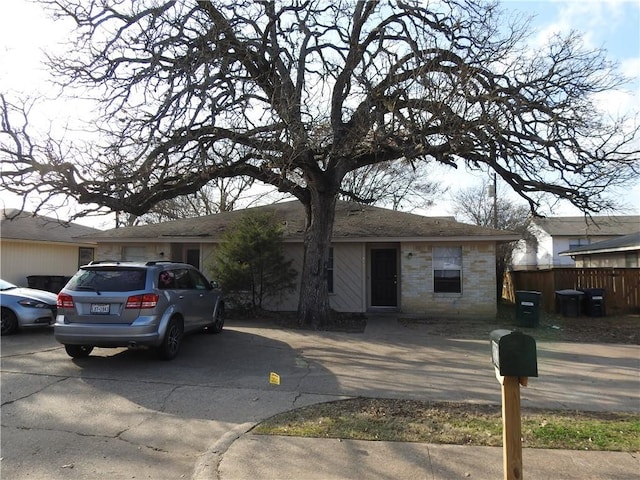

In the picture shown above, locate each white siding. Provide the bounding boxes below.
[260,243,366,313]
[330,243,365,312]
[0,240,92,287]
[261,244,304,311]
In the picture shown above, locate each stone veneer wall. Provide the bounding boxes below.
[400,242,497,318]
[95,242,173,262]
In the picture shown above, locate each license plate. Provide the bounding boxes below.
[91,303,110,314]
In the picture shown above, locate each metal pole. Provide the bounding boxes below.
[493,172,498,229]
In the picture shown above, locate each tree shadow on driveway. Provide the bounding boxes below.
[0,326,340,479]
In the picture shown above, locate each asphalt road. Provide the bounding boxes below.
[1,318,638,479]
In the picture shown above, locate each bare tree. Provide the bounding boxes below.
[452,178,532,299]
[1,1,638,327]
[341,160,443,211]
[125,177,257,226]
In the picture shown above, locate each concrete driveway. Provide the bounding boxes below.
[1,317,638,479]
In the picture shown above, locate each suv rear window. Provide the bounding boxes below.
[68,268,147,292]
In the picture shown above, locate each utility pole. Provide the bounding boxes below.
[493,172,498,229]
[488,172,498,228]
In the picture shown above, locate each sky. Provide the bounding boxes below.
[0,0,639,227]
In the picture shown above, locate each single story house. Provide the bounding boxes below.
[77,201,520,318]
[511,215,640,270]
[559,231,640,268]
[1,209,99,289]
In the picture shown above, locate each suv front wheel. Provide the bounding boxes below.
[206,305,224,334]
[158,317,183,360]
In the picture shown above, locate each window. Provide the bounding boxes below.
[173,268,194,289]
[568,238,590,250]
[78,247,95,267]
[122,246,146,261]
[158,270,176,289]
[69,267,146,292]
[433,246,462,293]
[327,247,334,294]
[189,269,211,290]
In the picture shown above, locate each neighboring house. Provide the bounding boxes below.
[511,215,640,270]
[78,201,519,318]
[559,231,640,268]
[1,209,99,289]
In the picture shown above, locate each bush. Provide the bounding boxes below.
[212,211,298,309]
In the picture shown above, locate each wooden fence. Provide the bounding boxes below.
[503,268,640,314]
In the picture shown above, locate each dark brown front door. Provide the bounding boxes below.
[186,248,200,268]
[371,248,398,307]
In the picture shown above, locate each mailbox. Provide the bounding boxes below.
[490,329,538,378]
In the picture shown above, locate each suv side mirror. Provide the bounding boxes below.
[210,281,220,289]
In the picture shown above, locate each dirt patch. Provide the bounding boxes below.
[399,304,639,344]
[228,304,638,343]
[227,309,368,333]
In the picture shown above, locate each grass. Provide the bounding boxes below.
[253,398,640,452]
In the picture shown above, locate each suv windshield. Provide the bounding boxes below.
[68,267,147,292]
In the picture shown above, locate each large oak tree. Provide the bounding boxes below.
[1,0,638,327]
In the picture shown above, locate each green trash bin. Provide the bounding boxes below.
[515,290,541,327]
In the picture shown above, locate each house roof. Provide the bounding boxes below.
[559,231,640,257]
[1,208,100,244]
[532,215,640,237]
[79,200,520,243]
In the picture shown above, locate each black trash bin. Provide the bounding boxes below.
[579,288,606,317]
[555,289,585,317]
[26,275,71,293]
[515,290,541,327]
[27,275,52,291]
[48,276,72,293]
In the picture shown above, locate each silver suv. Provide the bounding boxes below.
[55,261,224,360]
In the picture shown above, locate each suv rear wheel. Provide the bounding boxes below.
[158,317,183,360]
[65,344,94,358]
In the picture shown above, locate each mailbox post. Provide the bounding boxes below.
[490,330,538,480]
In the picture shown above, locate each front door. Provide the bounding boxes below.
[186,248,200,268]
[370,248,398,307]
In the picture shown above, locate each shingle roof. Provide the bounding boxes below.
[533,215,640,237]
[79,200,520,243]
[1,209,100,244]
[559,231,640,256]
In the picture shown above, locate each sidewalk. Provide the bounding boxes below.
[217,435,640,480]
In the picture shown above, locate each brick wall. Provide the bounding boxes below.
[400,242,497,318]
[96,242,173,262]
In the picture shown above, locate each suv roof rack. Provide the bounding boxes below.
[87,260,188,266]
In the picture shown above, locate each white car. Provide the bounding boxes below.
[1,279,58,335]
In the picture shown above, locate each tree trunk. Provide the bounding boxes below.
[297,190,337,328]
